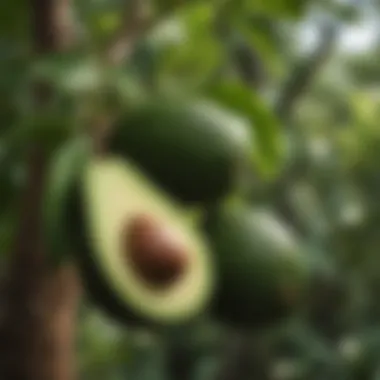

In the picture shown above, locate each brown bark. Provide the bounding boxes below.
[32,0,76,53]
[0,150,81,380]
[0,1,81,379]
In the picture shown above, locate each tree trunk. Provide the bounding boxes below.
[0,1,81,379]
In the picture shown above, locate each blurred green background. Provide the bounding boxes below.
[2,0,380,379]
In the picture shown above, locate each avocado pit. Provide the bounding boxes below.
[125,213,190,289]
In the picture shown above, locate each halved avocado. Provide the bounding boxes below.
[109,97,253,205]
[69,156,215,327]
[203,204,310,329]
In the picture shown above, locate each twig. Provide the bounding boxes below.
[105,0,154,65]
[271,23,340,233]
[275,22,339,123]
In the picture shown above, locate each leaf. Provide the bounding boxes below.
[76,0,127,43]
[203,81,285,179]
[30,53,104,95]
[42,136,92,266]
[151,3,224,90]
[154,0,208,17]
[251,0,309,18]
[223,0,309,19]
[233,17,283,77]
[0,0,29,40]
[0,128,28,213]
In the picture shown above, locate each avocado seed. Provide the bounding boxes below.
[125,213,190,289]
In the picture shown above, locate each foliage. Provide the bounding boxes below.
[1,0,380,379]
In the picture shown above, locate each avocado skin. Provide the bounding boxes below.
[109,99,252,205]
[68,186,146,327]
[67,183,207,329]
[203,205,308,329]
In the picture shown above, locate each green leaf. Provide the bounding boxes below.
[151,3,224,90]
[203,81,285,179]
[0,0,30,40]
[30,53,104,96]
[234,17,283,77]
[223,0,309,19]
[253,0,308,18]
[76,0,127,44]
[0,128,28,213]
[43,136,92,266]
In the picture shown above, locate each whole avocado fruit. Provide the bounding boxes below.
[109,97,253,205]
[203,204,310,329]
[68,155,215,328]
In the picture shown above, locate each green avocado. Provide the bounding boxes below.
[203,204,309,329]
[109,97,253,205]
[69,155,215,327]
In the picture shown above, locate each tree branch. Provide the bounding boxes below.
[275,22,339,123]
[104,0,154,64]
[0,1,81,380]
[271,23,340,233]
[32,0,76,53]
[103,0,190,65]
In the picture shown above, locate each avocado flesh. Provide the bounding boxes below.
[75,156,215,325]
[204,205,309,329]
[110,98,253,205]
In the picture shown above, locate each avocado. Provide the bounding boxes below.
[203,204,309,329]
[69,155,215,327]
[109,97,253,205]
